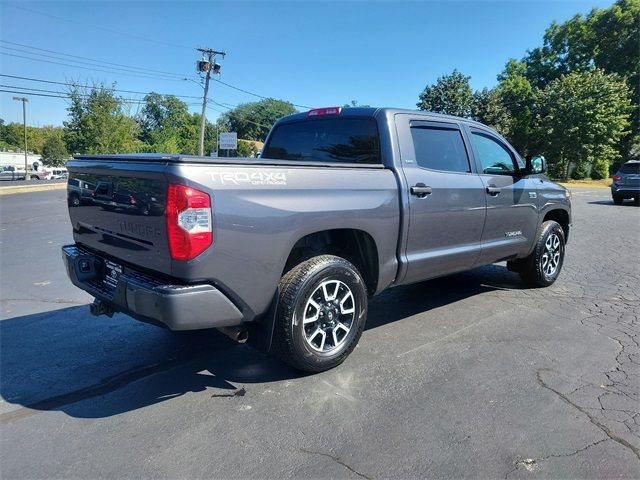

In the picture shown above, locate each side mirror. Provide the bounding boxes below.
[526,155,546,175]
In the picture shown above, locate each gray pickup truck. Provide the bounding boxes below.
[62,107,571,372]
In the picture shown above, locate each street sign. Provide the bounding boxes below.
[219,132,237,150]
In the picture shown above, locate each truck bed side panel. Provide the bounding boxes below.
[167,164,400,320]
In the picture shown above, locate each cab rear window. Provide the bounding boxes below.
[263,118,381,164]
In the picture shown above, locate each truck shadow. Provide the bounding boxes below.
[0,265,523,420]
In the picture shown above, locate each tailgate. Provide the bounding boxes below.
[66,158,172,275]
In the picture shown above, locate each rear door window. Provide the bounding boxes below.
[263,118,381,164]
[410,126,471,173]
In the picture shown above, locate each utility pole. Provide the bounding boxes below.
[196,47,225,156]
[12,97,30,181]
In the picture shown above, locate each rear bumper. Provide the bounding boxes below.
[62,244,243,330]
[612,185,640,197]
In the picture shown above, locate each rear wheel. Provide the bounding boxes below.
[613,194,624,205]
[634,196,640,206]
[272,255,368,372]
[519,220,565,288]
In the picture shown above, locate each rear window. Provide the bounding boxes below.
[263,118,381,164]
[620,163,640,174]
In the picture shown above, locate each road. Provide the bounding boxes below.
[1,187,638,478]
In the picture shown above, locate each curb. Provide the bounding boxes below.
[557,182,610,190]
[0,183,67,196]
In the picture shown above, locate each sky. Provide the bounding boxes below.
[0,0,616,127]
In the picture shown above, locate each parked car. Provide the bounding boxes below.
[67,178,96,206]
[62,107,572,372]
[91,181,162,215]
[611,160,640,205]
[0,165,26,181]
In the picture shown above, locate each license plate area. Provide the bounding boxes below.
[103,260,123,288]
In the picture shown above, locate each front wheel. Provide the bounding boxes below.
[272,255,368,372]
[519,220,566,288]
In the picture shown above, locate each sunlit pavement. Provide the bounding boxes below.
[1,187,638,478]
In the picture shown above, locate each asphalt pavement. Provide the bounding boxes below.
[1,187,638,478]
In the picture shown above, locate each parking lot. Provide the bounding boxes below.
[1,186,638,478]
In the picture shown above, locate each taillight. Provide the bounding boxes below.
[307,107,342,117]
[612,175,621,182]
[166,184,212,260]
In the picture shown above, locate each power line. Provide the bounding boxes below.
[4,4,192,51]
[0,40,187,78]
[0,51,185,82]
[0,74,202,100]
[0,45,183,80]
[0,88,184,106]
[213,78,311,109]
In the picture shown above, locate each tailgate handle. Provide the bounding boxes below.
[411,184,432,198]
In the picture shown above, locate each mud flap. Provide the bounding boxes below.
[247,288,279,353]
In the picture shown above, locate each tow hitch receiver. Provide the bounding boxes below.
[90,299,115,318]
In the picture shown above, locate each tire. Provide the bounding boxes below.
[519,220,566,288]
[634,196,640,206]
[69,194,80,207]
[272,255,368,372]
[613,194,623,205]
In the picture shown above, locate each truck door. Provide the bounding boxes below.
[467,127,539,264]
[397,118,487,284]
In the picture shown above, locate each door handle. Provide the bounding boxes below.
[486,186,501,196]
[410,184,432,198]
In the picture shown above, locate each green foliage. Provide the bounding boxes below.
[495,59,536,156]
[219,99,297,141]
[343,100,371,108]
[64,84,141,154]
[42,135,69,166]
[523,0,640,166]
[237,140,258,157]
[417,69,474,117]
[535,69,631,180]
[471,88,511,136]
[138,93,199,154]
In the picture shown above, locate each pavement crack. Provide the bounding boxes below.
[505,439,609,479]
[536,369,640,460]
[300,448,372,479]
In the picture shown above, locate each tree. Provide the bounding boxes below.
[535,69,632,180]
[343,100,371,108]
[471,88,511,136]
[138,93,193,153]
[219,99,297,141]
[523,0,640,162]
[495,59,536,156]
[64,84,140,154]
[42,135,68,166]
[416,69,474,117]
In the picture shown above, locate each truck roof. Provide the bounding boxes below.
[278,107,491,130]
